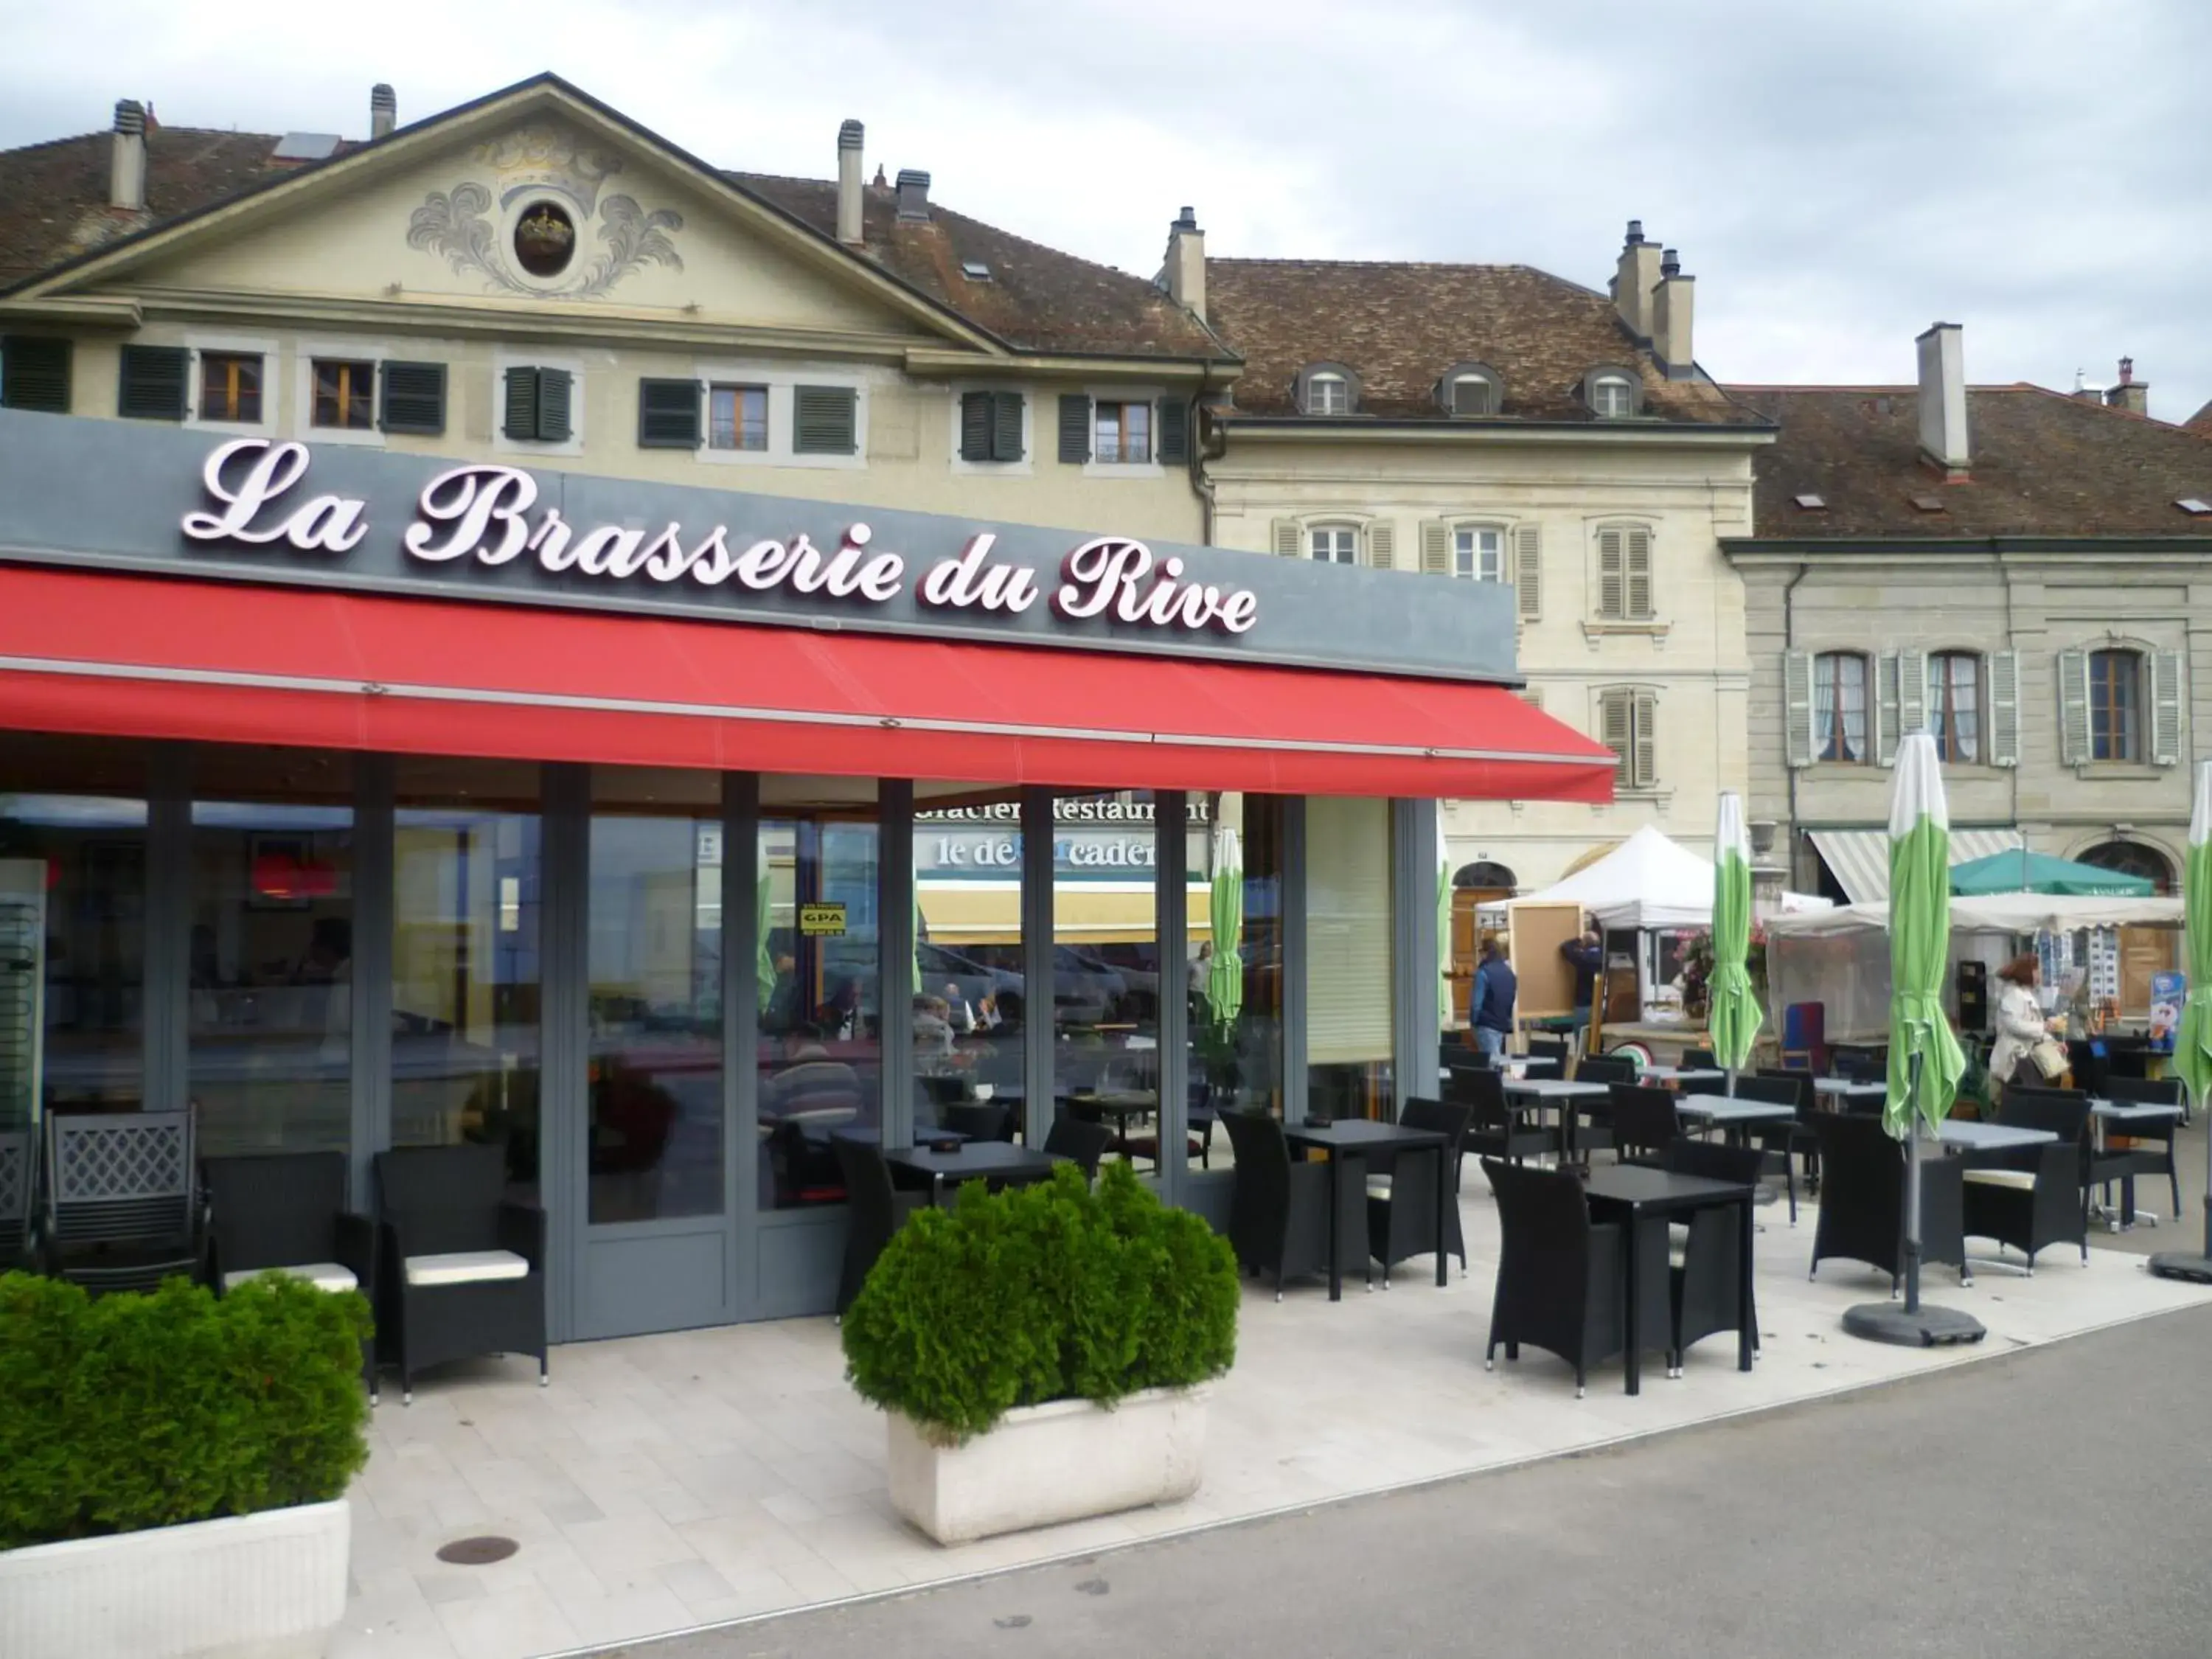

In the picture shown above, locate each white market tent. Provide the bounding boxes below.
[1764,893,2182,939]
[1498,824,1832,933]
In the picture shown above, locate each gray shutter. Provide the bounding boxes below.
[1057,393,1092,463]
[1366,521,1397,571]
[1599,689,1632,789]
[379,361,446,434]
[1270,519,1301,557]
[1624,526,1654,619]
[1512,524,1542,619]
[637,377,702,448]
[2152,648,2185,765]
[0,336,71,412]
[2057,647,2090,765]
[1784,650,1814,769]
[1596,528,1625,619]
[502,366,540,439]
[1987,650,2020,767]
[535,369,573,442]
[1418,520,1451,576]
[793,385,857,454]
[1155,396,1189,464]
[1875,653,1901,766]
[1634,692,1658,790]
[959,390,993,462]
[1896,647,1928,741]
[991,391,1024,462]
[116,344,189,421]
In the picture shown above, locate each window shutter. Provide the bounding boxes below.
[1270,519,1301,557]
[1896,648,1928,741]
[117,344,189,421]
[535,369,573,442]
[959,390,993,462]
[1783,650,1814,769]
[1624,526,1654,619]
[991,391,1023,462]
[2057,647,2090,765]
[378,361,446,434]
[1057,393,1092,463]
[637,377,702,448]
[1,336,71,411]
[1304,797,1395,1066]
[502,366,540,439]
[1987,650,2020,768]
[793,384,858,455]
[1633,692,1658,790]
[1155,396,1189,464]
[1512,524,1542,619]
[1874,654,1901,766]
[1418,521,1451,576]
[1599,689,1633,789]
[1366,521,1396,570]
[2152,648,2185,765]
[1596,528,1625,619]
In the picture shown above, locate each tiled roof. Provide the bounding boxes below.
[1727,384,2212,539]
[1203,258,1763,425]
[2188,398,2212,434]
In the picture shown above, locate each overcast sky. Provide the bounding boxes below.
[4,0,2208,420]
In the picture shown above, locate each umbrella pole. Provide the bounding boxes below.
[2152,1079,2212,1279]
[1843,1048,1983,1344]
[1902,1049,1924,1315]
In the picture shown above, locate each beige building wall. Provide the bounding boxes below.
[1209,431,1761,889]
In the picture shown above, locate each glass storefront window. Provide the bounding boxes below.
[1050,794,1160,1170]
[392,758,542,1201]
[1307,796,1395,1121]
[586,767,723,1225]
[188,748,355,1156]
[1192,793,1284,1172]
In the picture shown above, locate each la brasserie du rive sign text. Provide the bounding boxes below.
[179,439,1259,636]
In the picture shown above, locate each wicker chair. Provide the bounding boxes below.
[1447,1065,1559,1170]
[2103,1076,2185,1220]
[0,1129,32,1270]
[1807,1113,1968,1290]
[1221,1110,1363,1299]
[203,1150,377,1396]
[830,1135,924,1317]
[1971,1089,2092,1269]
[45,1108,201,1295]
[1663,1138,1765,1368]
[1042,1112,1116,1178]
[1365,1096,1471,1281]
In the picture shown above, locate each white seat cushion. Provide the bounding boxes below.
[223,1261,358,1294]
[405,1248,530,1288]
[1962,1169,2040,1192]
[1365,1175,1394,1198]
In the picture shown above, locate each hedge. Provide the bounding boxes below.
[841,1161,1239,1444]
[0,1271,371,1551]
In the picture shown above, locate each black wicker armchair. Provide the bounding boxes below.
[1969,1089,2092,1270]
[203,1150,377,1396]
[831,1135,924,1317]
[1222,1110,1363,1299]
[1366,1096,1470,1281]
[1663,1139,1766,1368]
[45,1108,201,1295]
[1806,1113,1968,1290]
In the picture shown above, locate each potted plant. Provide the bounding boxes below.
[0,1272,369,1659]
[841,1162,1237,1545]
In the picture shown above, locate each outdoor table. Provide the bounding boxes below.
[1504,1077,1610,1161]
[1672,1096,1797,1144]
[1282,1120,1452,1302]
[2090,1099,2185,1227]
[824,1122,967,1152]
[1642,1066,1725,1087]
[1935,1120,2057,1155]
[1581,1164,1757,1395]
[885,1141,1066,1206]
[1813,1078,1888,1109]
[1064,1088,1158,1158]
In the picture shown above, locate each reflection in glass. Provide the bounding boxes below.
[587,773,723,1223]
[1307,796,1396,1121]
[392,762,542,1200]
[1050,796,1161,1170]
[189,783,355,1155]
[1192,794,1284,1170]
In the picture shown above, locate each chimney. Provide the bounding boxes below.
[2105,356,2149,416]
[1611,219,1663,342]
[1916,321,1970,479]
[109,99,147,212]
[894,168,931,222]
[1161,206,1206,322]
[369,83,397,140]
[1650,248,1695,378]
[835,119,865,245]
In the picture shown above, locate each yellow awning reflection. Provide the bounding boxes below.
[919,880,1209,945]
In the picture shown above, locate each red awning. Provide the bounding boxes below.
[0,567,1614,801]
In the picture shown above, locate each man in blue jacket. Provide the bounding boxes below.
[1470,938,1517,1061]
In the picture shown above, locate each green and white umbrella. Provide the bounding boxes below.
[1206,824,1244,1029]
[1885,731,1966,1138]
[1708,790,1763,1079]
[2157,762,2212,1272]
[754,836,776,1014]
[1436,817,1454,1026]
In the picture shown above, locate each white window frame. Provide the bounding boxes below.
[693,358,871,472]
[1309,523,1361,566]
[1306,372,1351,416]
[491,348,586,459]
[706,381,772,455]
[1084,387,1166,479]
[1927,649,1985,765]
[291,338,392,448]
[947,383,1034,477]
[1591,374,1636,419]
[1812,650,1872,765]
[1447,373,1498,417]
[183,330,279,438]
[1453,523,1505,582]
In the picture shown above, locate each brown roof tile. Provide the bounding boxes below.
[1203,258,1761,425]
[1728,384,2212,538]
[2188,398,2212,434]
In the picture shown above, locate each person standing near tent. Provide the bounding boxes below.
[1989,954,2053,1089]
[1471,938,1517,1061]
[1562,927,1604,1018]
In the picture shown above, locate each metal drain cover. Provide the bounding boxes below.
[436,1534,519,1566]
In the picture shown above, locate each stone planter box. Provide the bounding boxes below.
[888,1385,1208,1545]
[0,1496,350,1659]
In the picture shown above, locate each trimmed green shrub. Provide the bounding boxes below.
[0,1271,371,1551]
[841,1162,1238,1444]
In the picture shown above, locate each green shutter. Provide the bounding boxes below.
[117,344,189,421]
[502,366,540,439]
[637,377,702,448]
[536,369,573,442]
[793,384,857,455]
[378,361,446,434]
[1156,396,1189,463]
[959,390,993,462]
[990,391,1023,462]
[1,336,71,412]
[1057,393,1091,463]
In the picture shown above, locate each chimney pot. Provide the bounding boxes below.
[835,119,866,245]
[894,168,931,221]
[1660,248,1681,277]
[2106,355,2149,415]
[1613,223,1663,342]
[109,99,147,211]
[2118,356,2134,385]
[1915,321,1970,478]
[369,83,397,140]
[1625,218,1644,246]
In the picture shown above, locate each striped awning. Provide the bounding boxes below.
[1806,826,2025,905]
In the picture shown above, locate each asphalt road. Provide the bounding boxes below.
[629,1301,2212,1659]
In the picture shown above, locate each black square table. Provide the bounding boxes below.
[884,1141,1065,1206]
[1063,1089,1159,1159]
[1580,1164,1758,1395]
[1282,1119,1453,1301]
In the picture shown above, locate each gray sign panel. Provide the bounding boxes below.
[0,408,1517,684]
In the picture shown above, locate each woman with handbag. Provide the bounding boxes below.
[1989,953,2063,1091]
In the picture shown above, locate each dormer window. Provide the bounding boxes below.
[1588,371,1638,419]
[1295,363,1358,417]
[1439,362,1502,417]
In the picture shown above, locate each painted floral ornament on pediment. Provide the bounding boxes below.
[406,122,684,299]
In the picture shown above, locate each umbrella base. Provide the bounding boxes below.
[2146,1252,2212,1285]
[1841,1301,1986,1347]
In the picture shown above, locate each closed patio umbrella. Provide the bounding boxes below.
[1844,731,1983,1346]
[1207,825,1244,1029]
[755,836,776,1014]
[1436,818,1453,1027]
[2150,762,2212,1282]
[1708,791,1763,1086]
